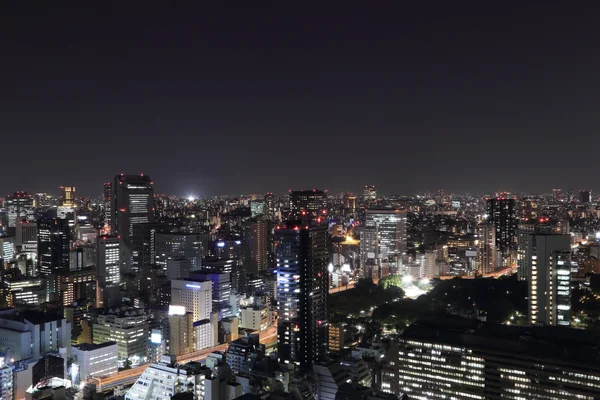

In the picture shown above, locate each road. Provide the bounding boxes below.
[329,277,379,294]
[94,325,277,392]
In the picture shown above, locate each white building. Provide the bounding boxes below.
[97,236,121,287]
[0,357,13,400]
[239,306,271,332]
[93,308,148,364]
[171,280,212,323]
[72,341,118,383]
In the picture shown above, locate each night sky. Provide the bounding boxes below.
[2,2,600,197]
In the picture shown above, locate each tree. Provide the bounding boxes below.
[355,277,378,295]
[379,275,402,291]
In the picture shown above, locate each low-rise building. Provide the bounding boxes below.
[93,307,148,364]
[72,341,118,383]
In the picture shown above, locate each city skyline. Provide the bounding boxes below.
[4,2,600,196]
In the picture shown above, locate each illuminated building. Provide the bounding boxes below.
[516,219,552,281]
[239,305,271,332]
[15,219,37,255]
[155,232,207,272]
[171,279,217,349]
[93,307,149,363]
[97,235,121,287]
[60,186,75,207]
[103,182,112,233]
[192,272,232,320]
[55,267,96,306]
[276,218,328,371]
[526,233,571,326]
[328,323,345,352]
[226,333,262,375]
[363,208,408,262]
[476,221,498,275]
[243,218,268,275]
[264,192,275,220]
[71,342,118,382]
[364,185,376,204]
[0,356,13,400]
[111,173,155,243]
[5,191,35,228]
[395,317,600,399]
[168,307,194,356]
[520,197,538,219]
[486,196,517,257]
[37,217,70,276]
[289,189,326,217]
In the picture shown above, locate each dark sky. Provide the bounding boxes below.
[2,2,600,197]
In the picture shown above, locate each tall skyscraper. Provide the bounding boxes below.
[168,307,194,356]
[364,208,408,261]
[516,219,553,281]
[264,192,275,220]
[5,191,35,228]
[37,217,70,276]
[289,190,326,217]
[60,186,75,207]
[111,174,155,239]
[97,236,121,287]
[486,196,517,257]
[103,182,112,233]
[171,280,212,323]
[527,233,571,326]
[276,218,328,370]
[243,218,268,275]
[155,232,207,272]
[476,221,497,275]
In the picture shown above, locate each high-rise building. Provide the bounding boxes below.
[103,182,112,233]
[192,272,232,320]
[264,192,275,220]
[71,342,118,383]
[289,190,326,217]
[243,218,268,275]
[5,191,35,228]
[476,221,497,275]
[364,208,408,261]
[111,174,155,240]
[363,185,376,204]
[486,196,517,256]
[155,232,207,272]
[97,236,121,287]
[526,233,571,326]
[516,219,553,281]
[60,186,75,207]
[276,219,328,370]
[93,308,149,363]
[171,280,212,323]
[37,217,71,276]
[15,220,37,255]
[0,356,13,400]
[226,334,262,375]
[580,189,592,204]
[168,307,194,356]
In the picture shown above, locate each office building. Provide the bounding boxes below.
[328,323,345,352]
[93,308,149,363]
[289,189,326,217]
[239,305,271,332]
[171,279,213,323]
[486,196,517,256]
[55,267,96,306]
[71,342,118,382]
[264,192,275,220]
[97,235,121,287]
[0,310,71,362]
[527,233,571,326]
[125,356,213,400]
[15,219,37,254]
[37,217,71,275]
[517,219,553,281]
[580,189,592,204]
[168,307,194,356]
[192,272,232,320]
[364,185,376,203]
[276,219,328,370]
[0,357,13,400]
[60,186,75,207]
[155,232,207,272]
[394,317,600,400]
[111,173,155,240]
[226,334,262,375]
[243,218,268,275]
[364,208,408,261]
[5,191,35,228]
[103,182,112,233]
[476,221,497,275]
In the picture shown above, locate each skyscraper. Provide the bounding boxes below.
[60,186,75,207]
[5,191,35,228]
[364,208,408,261]
[111,174,155,239]
[579,189,592,204]
[527,233,571,326]
[243,218,268,275]
[103,182,112,233]
[97,236,121,287]
[476,221,497,275]
[516,218,553,281]
[276,218,328,370]
[37,217,70,276]
[486,196,517,257]
[289,190,326,217]
[264,192,275,220]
